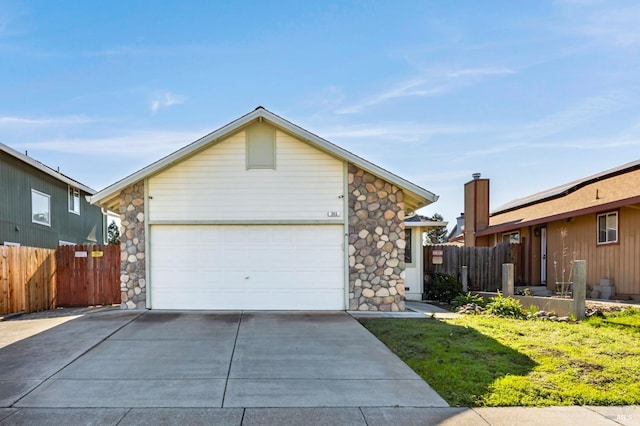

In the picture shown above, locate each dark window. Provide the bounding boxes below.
[404,228,412,263]
[502,231,519,244]
[69,186,80,214]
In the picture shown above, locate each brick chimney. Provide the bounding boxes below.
[464,173,490,247]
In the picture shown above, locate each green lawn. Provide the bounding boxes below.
[359,310,640,407]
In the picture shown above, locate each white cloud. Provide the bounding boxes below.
[0,115,93,127]
[83,43,236,58]
[18,129,206,157]
[335,79,447,114]
[558,0,640,47]
[505,91,635,142]
[320,122,482,142]
[447,67,515,78]
[150,92,184,114]
[536,136,640,150]
[335,66,515,114]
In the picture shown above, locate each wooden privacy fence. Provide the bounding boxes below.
[56,244,120,307]
[0,246,57,315]
[424,243,522,291]
[0,244,120,315]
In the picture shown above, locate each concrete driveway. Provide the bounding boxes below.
[0,310,447,411]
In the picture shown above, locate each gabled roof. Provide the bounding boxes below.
[404,214,447,228]
[476,158,640,236]
[91,107,439,211]
[0,142,96,194]
[447,217,464,242]
[492,158,640,215]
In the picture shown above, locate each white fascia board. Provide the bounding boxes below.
[91,110,262,205]
[405,221,448,228]
[264,111,439,209]
[91,107,439,209]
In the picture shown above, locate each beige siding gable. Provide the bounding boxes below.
[148,126,345,222]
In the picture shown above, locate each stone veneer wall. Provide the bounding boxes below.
[348,163,406,311]
[119,181,146,309]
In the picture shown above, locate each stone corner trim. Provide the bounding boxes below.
[348,163,406,312]
[119,181,146,310]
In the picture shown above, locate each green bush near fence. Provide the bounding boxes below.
[426,273,463,303]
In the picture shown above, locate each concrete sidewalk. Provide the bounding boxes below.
[405,301,461,319]
[0,405,637,425]
[348,301,461,319]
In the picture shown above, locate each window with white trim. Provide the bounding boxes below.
[597,211,618,244]
[68,186,80,215]
[31,189,51,226]
[502,231,520,244]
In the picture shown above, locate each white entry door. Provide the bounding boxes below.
[149,225,345,310]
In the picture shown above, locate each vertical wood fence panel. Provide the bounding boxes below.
[56,244,120,307]
[0,246,56,315]
[423,243,522,292]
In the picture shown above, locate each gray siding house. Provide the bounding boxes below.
[1,143,105,248]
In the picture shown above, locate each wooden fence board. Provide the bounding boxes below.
[0,246,56,315]
[0,247,8,314]
[423,243,522,292]
[1,244,118,315]
[55,244,119,307]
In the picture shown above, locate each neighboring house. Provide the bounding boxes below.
[446,213,464,246]
[0,143,106,249]
[463,162,640,300]
[404,214,448,301]
[91,107,440,311]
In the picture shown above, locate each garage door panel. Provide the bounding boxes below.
[150,225,344,310]
[151,288,344,311]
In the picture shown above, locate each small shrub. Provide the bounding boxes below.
[526,305,539,317]
[515,287,532,296]
[427,273,463,303]
[486,292,525,319]
[451,292,486,309]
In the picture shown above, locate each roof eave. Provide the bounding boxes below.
[91,108,439,210]
[478,195,640,237]
[1,142,96,194]
[405,220,448,228]
[255,110,439,210]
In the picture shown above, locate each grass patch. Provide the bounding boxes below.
[359,310,640,407]
[594,307,640,328]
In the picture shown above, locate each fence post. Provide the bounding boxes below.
[461,266,468,293]
[502,263,514,296]
[572,260,586,320]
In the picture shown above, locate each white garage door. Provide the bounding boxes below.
[149,225,345,310]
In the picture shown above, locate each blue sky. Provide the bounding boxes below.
[1,0,639,229]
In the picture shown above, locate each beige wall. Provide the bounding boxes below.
[486,206,640,297]
[148,125,344,222]
[545,207,640,297]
